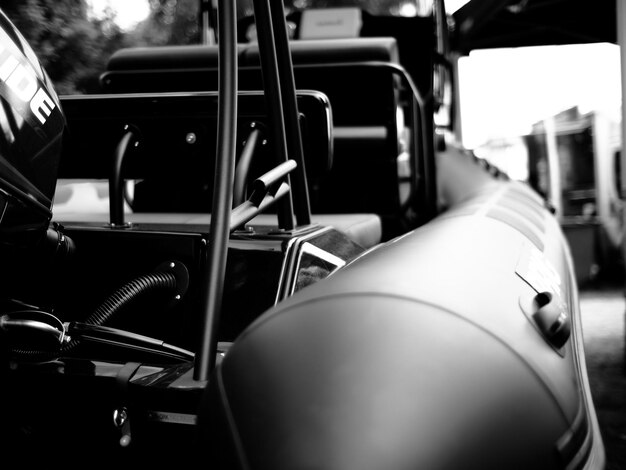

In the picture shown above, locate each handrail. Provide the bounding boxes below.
[230,160,297,231]
[286,60,437,224]
[109,126,137,228]
[233,124,263,206]
[193,0,238,382]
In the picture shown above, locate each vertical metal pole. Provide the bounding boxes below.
[421,10,439,224]
[615,0,626,206]
[617,0,626,359]
[451,53,463,144]
[544,115,562,219]
[200,0,216,45]
[109,127,135,228]
[233,127,262,206]
[618,0,626,255]
[193,0,238,382]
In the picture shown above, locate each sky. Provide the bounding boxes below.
[86,0,150,30]
[458,42,622,149]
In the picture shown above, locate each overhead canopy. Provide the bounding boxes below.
[450,0,617,55]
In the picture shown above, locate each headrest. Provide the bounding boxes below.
[241,37,399,66]
[106,44,225,71]
[299,7,363,39]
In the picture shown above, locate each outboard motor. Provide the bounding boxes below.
[0,10,69,308]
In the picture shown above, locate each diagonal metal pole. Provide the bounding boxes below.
[251,0,296,230]
[269,2,311,226]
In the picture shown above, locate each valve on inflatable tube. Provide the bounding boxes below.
[532,291,571,350]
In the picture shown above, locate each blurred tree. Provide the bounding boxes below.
[0,0,417,93]
[130,0,200,47]
[0,0,129,94]
[0,0,205,94]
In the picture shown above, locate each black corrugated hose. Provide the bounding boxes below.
[60,270,178,353]
[84,270,177,329]
[13,269,179,358]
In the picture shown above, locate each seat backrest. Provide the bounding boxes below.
[101,38,414,240]
[103,38,400,82]
[101,38,399,131]
[58,90,333,215]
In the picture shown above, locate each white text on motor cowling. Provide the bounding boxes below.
[0,44,55,125]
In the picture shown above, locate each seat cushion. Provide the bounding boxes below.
[53,181,382,249]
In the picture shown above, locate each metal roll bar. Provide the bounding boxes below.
[194,0,312,380]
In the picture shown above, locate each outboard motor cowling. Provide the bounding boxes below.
[0,9,65,248]
[0,10,68,310]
